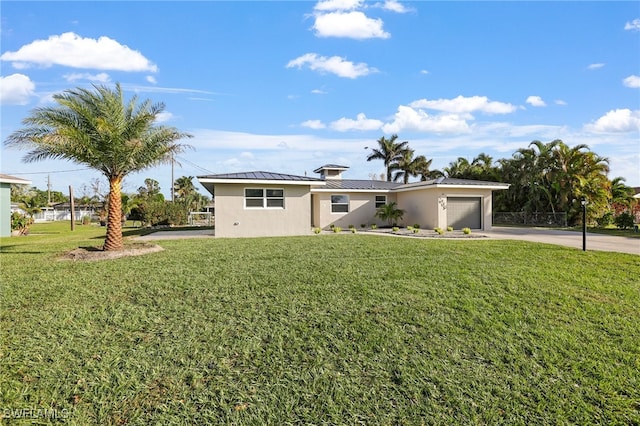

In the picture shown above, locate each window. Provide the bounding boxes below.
[331,195,349,213]
[375,195,387,209]
[245,188,284,208]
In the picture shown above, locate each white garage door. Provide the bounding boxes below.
[447,197,482,229]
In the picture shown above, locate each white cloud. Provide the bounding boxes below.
[420,70,429,75]
[587,63,605,70]
[311,88,328,95]
[623,75,640,88]
[378,0,410,13]
[624,18,640,31]
[382,105,471,134]
[409,95,517,115]
[146,75,157,84]
[313,11,390,39]
[301,119,327,129]
[314,0,362,12]
[555,99,568,106]
[330,113,383,131]
[63,72,111,83]
[0,32,157,72]
[286,53,376,79]
[155,111,174,123]
[0,73,36,105]
[526,96,546,107]
[585,109,640,133]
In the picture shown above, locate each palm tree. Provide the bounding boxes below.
[173,176,196,200]
[389,149,434,184]
[375,202,405,226]
[5,83,191,250]
[366,134,409,181]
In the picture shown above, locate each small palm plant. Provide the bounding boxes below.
[375,202,405,227]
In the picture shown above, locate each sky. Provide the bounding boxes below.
[1,0,639,199]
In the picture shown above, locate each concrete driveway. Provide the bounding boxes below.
[480,227,639,255]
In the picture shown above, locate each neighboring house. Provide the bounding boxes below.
[0,174,32,237]
[198,165,509,238]
[634,187,640,199]
[32,202,101,222]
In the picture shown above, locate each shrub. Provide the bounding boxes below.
[434,227,444,235]
[413,224,420,229]
[407,226,414,231]
[81,215,91,225]
[614,212,635,230]
[447,226,454,232]
[313,227,321,234]
[596,211,614,228]
[10,212,30,235]
[360,224,366,229]
[348,224,355,230]
[412,228,419,234]
[351,228,357,233]
[392,226,399,232]
[137,200,189,226]
[463,227,471,235]
[333,226,342,233]
[370,224,377,230]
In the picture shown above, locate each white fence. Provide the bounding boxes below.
[188,212,214,226]
[33,209,96,222]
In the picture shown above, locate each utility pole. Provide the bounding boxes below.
[47,174,51,205]
[171,154,175,202]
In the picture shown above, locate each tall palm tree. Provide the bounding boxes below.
[173,176,196,200]
[390,150,433,184]
[366,134,409,181]
[5,83,191,250]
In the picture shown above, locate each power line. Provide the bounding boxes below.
[175,156,215,175]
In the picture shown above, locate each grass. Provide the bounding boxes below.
[1,223,639,424]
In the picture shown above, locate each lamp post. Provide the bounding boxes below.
[581,197,587,251]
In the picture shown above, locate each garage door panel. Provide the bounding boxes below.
[447,197,481,229]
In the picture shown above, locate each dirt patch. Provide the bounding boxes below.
[59,243,164,262]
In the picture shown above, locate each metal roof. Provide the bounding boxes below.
[321,179,401,190]
[198,171,323,182]
[0,174,31,185]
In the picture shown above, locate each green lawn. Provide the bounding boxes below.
[1,223,639,425]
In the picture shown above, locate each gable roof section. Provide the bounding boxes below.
[0,174,31,185]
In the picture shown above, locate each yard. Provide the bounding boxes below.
[1,223,639,424]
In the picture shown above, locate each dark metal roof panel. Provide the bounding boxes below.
[322,179,401,190]
[198,171,323,182]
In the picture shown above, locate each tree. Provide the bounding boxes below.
[375,202,405,226]
[4,83,191,250]
[366,134,409,182]
[390,149,434,184]
[173,176,196,200]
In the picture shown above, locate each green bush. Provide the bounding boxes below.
[313,227,321,234]
[462,227,471,235]
[137,201,189,226]
[447,226,454,232]
[413,224,420,229]
[333,226,342,233]
[596,211,614,228]
[10,212,30,234]
[351,228,357,233]
[392,226,399,232]
[370,224,377,230]
[614,212,635,230]
[434,227,444,235]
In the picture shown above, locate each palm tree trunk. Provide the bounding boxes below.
[104,176,123,251]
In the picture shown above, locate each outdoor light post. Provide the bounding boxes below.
[581,197,587,251]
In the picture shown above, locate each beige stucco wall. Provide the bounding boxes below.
[312,192,396,229]
[397,187,495,230]
[214,183,313,237]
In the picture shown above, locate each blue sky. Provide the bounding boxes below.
[1,1,639,198]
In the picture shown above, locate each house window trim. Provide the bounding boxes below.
[330,194,350,214]
[375,195,387,209]
[244,188,285,209]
